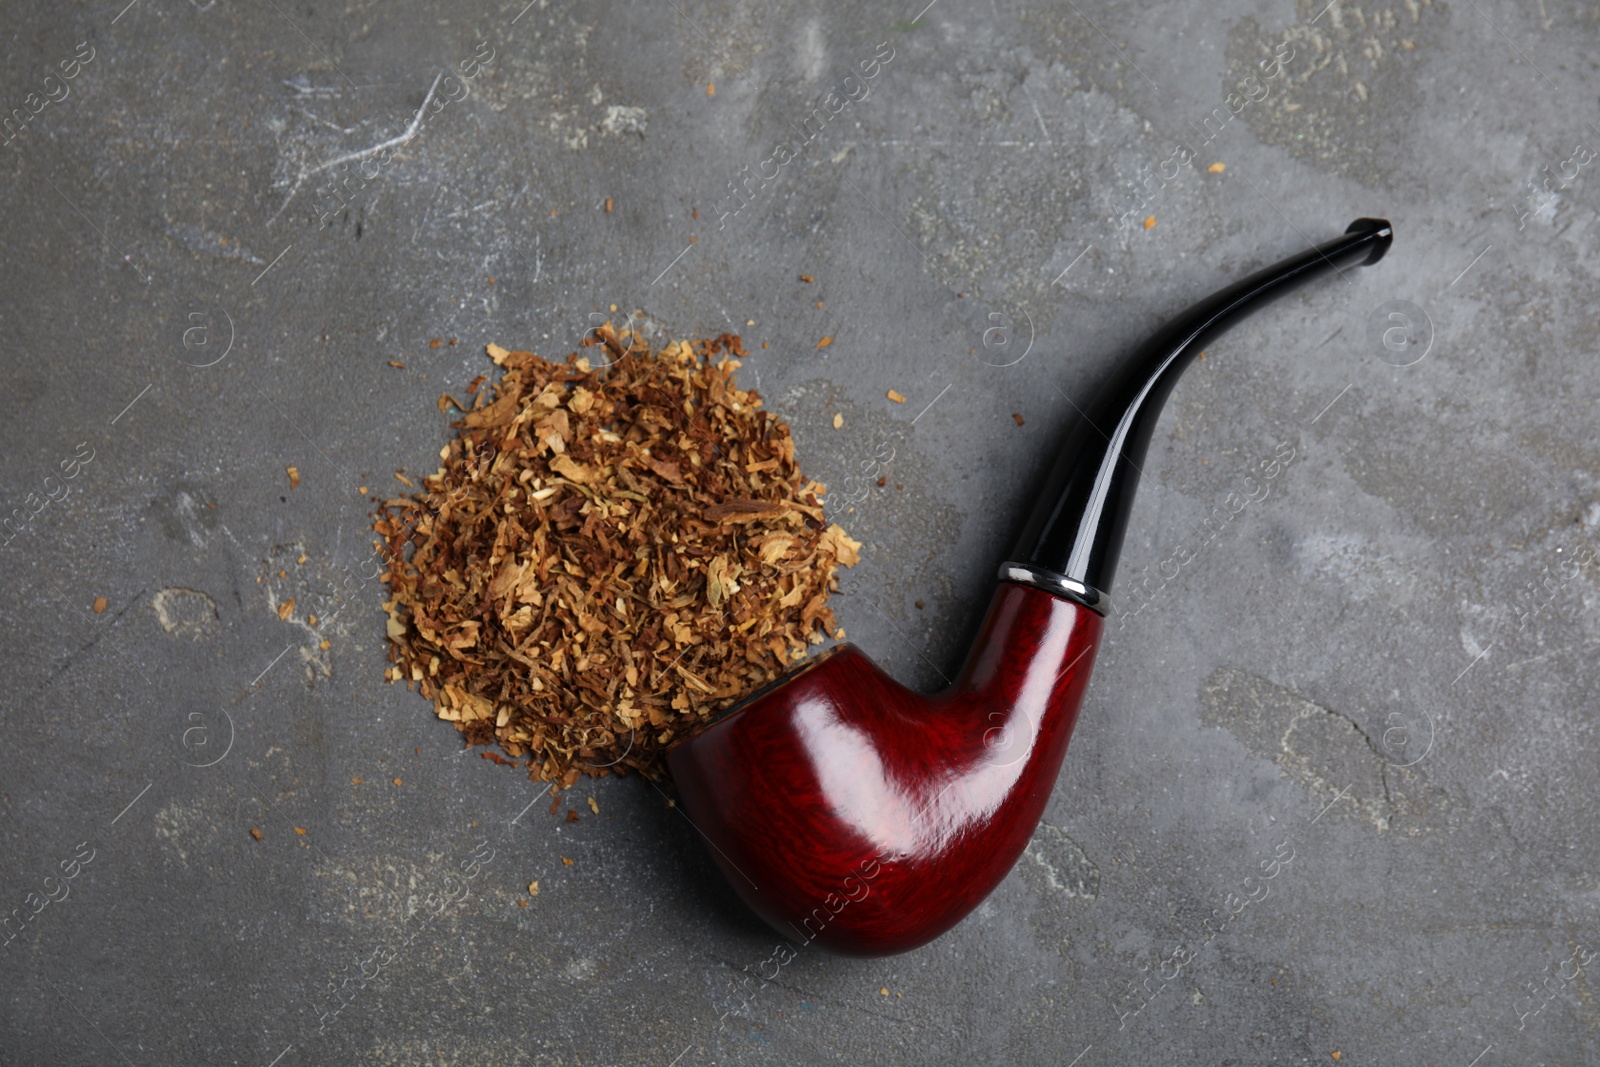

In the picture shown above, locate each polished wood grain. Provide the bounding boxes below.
[666,582,1102,956]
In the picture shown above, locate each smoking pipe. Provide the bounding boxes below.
[667,219,1393,956]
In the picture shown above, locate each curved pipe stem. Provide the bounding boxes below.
[1007,218,1393,600]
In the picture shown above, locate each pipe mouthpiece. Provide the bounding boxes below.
[1345,217,1394,265]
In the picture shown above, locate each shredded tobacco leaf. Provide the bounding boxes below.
[376,324,860,789]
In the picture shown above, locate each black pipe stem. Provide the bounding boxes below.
[1008,217,1393,601]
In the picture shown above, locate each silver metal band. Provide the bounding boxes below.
[997,561,1109,616]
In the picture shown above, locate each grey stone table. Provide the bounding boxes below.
[3,0,1597,1063]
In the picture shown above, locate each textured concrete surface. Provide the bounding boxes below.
[3,0,1598,1063]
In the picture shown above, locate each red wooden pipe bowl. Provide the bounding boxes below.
[666,583,1101,957]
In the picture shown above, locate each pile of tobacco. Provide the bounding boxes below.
[376,324,860,788]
